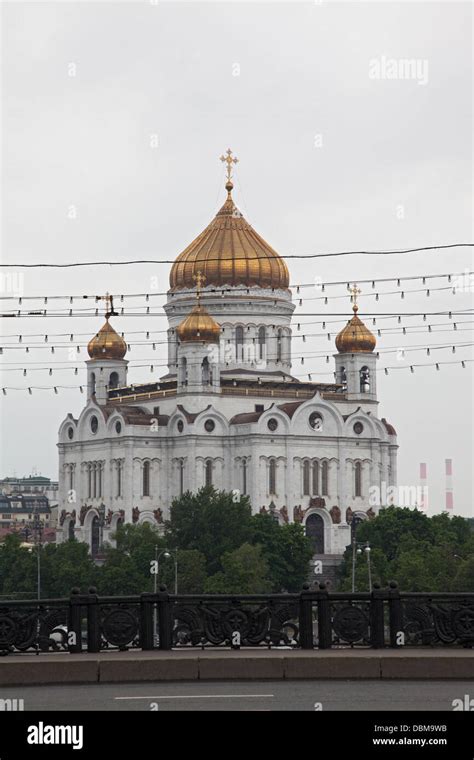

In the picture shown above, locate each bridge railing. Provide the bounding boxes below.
[0,583,473,655]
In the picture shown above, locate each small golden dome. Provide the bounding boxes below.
[170,182,289,291]
[335,304,376,353]
[176,304,221,344]
[87,319,127,360]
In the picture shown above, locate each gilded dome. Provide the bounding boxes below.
[176,304,221,344]
[335,304,376,353]
[169,181,289,291]
[87,319,127,360]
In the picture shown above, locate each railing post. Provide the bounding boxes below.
[68,588,83,653]
[387,580,403,647]
[370,582,386,648]
[140,592,155,651]
[157,586,173,650]
[86,587,100,653]
[316,582,332,650]
[299,583,314,649]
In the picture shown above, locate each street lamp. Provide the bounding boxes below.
[365,544,372,592]
[98,502,106,555]
[32,508,44,601]
[152,547,171,646]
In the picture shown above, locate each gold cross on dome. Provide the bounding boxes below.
[349,283,361,309]
[220,148,239,181]
[193,271,206,304]
[101,292,117,319]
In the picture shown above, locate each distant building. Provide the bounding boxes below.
[0,477,56,540]
[0,475,58,505]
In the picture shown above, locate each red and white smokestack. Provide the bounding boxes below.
[445,458,453,511]
[419,462,428,510]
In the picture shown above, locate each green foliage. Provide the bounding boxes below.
[204,544,272,594]
[165,487,253,575]
[0,489,313,597]
[337,506,474,592]
[159,549,207,594]
[249,513,314,591]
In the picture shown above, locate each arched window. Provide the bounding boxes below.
[355,461,362,497]
[276,329,282,362]
[87,464,92,499]
[90,372,96,396]
[179,357,187,386]
[205,459,213,487]
[179,459,184,496]
[340,366,347,390]
[269,459,276,494]
[202,356,210,384]
[235,326,244,362]
[321,461,329,496]
[305,513,324,554]
[303,460,310,495]
[242,458,247,495]
[69,466,74,492]
[143,461,150,497]
[109,371,119,389]
[68,520,75,541]
[312,461,319,495]
[258,326,266,361]
[360,366,370,393]
[92,463,97,498]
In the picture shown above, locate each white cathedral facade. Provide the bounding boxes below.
[56,154,398,565]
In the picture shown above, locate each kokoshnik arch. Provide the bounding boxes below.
[56,150,398,572]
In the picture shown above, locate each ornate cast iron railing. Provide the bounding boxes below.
[0,583,473,655]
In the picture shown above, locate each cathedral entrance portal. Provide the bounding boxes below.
[305,513,325,554]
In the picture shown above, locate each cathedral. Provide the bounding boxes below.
[56,150,398,570]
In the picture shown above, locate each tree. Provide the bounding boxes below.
[249,513,313,591]
[337,506,474,592]
[159,549,207,594]
[165,487,253,575]
[204,544,272,594]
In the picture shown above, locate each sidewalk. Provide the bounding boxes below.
[1,648,474,686]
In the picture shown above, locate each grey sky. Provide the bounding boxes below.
[1,1,473,515]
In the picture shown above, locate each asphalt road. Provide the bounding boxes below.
[0,681,472,711]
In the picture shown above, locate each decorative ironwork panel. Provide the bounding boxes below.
[0,603,68,654]
[99,603,140,650]
[330,600,371,647]
[401,596,474,647]
[172,597,299,648]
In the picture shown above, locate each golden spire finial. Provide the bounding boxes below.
[220,148,239,194]
[349,283,361,313]
[193,270,206,306]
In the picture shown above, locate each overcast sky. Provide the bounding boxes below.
[1,1,472,515]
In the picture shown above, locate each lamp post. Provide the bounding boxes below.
[32,509,44,601]
[365,544,372,592]
[352,540,372,592]
[152,547,171,645]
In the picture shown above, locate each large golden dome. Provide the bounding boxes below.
[87,319,127,360]
[176,304,221,344]
[335,304,376,354]
[169,180,289,291]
